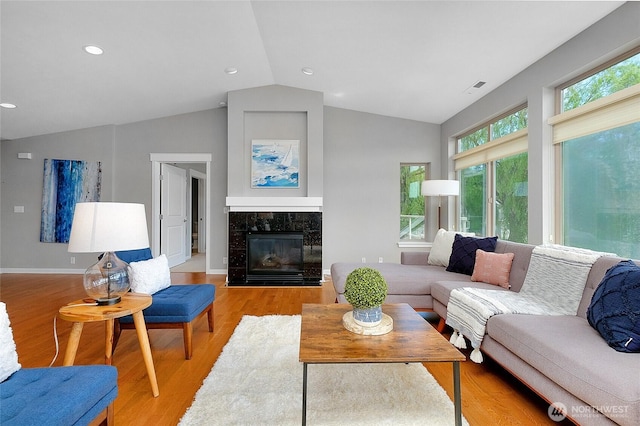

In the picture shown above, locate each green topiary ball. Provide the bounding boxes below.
[344,267,388,308]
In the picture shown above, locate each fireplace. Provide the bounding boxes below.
[246,232,304,282]
[228,212,322,286]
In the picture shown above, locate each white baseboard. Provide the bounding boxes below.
[206,268,228,275]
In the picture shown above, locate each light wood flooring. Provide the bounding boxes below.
[1,273,573,425]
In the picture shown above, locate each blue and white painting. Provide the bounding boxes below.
[251,140,299,188]
[40,159,102,243]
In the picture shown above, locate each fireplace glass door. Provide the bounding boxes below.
[246,232,304,282]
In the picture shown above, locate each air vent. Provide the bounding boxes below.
[464,80,487,94]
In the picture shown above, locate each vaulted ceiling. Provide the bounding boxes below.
[0,1,624,141]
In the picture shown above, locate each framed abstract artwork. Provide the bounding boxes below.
[40,159,102,243]
[251,139,299,188]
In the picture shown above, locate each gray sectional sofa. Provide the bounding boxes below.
[331,240,639,426]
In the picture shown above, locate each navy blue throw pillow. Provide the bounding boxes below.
[446,235,498,276]
[587,260,640,353]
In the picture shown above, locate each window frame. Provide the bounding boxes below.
[552,47,640,252]
[398,162,430,245]
[454,105,528,239]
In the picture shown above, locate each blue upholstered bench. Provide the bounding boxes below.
[0,365,118,426]
[114,248,215,360]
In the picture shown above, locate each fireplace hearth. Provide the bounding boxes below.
[228,212,322,286]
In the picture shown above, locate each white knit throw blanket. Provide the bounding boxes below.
[446,245,608,363]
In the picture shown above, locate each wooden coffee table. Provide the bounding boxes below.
[299,303,465,426]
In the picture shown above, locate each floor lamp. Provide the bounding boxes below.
[421,180,460,230]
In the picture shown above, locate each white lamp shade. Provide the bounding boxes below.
[421,180,460,197]
[68,202,149,253]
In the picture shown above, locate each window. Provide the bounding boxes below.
[400,164,428,240]
[551,48,640,258]
[455,107,528,242]
[561,51,640,112]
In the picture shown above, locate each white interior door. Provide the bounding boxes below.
[197,174,206,253]
[161,163,187,267]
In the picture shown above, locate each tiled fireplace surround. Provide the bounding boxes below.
[227,211,322,285]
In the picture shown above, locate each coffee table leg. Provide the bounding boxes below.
[302,362,308,426]
[453,361,461,426]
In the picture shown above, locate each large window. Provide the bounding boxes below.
[552,49,640,258]
[455,107,528,242]
[400,164,428,240]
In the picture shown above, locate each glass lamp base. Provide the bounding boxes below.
[83,252,131,304]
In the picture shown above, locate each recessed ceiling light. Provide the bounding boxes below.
[83,45,104,55]
[225,67,238,75]
[0,103,17,109]
[302,67,314,76]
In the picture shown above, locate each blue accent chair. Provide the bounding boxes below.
[114,248,215,360]
[0,365,118,425]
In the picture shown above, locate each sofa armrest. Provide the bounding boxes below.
[400,251,430,266]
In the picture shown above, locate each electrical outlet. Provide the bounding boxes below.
[222,257,228,265]
[70,257,76,265]
[378,257,383,263]
[361,257,366,263]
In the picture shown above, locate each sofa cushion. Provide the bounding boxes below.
[431,280,508,311]
[427,229,475,267]
[446,235,498,275]
[587,260,640,352]
[0,303,20,383]
[331,262,472,296]
[471,250,514,288]
[577,255,632,318]
[493,241,533,292]
[486,314,639,425]
[0,365,118,425]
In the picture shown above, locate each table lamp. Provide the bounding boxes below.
[421,180,460,230]
[68,202,149,305]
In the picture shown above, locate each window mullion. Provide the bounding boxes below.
[487,162,496,237]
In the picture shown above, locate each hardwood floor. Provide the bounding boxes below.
[1,272,571,425]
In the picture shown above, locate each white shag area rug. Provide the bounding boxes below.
[180,315,468,426]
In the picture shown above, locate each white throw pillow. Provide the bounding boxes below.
[0,302,21,382]
[428,229,475,267]
[128,254,172,295]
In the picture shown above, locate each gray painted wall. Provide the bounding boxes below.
[0,110,228,272]
[440,2,640,245]
[1,3,638,272]
[227,85,324,197]
[323,107,440,266]
[1,125,116,269]
[0,102,434,272]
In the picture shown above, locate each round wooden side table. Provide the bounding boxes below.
[58,292,159,397]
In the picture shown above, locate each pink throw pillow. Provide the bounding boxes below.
[471,249,515,289]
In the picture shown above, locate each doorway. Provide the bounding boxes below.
[150,153,212,273]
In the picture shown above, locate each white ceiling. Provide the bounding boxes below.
[0,1,624,141]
